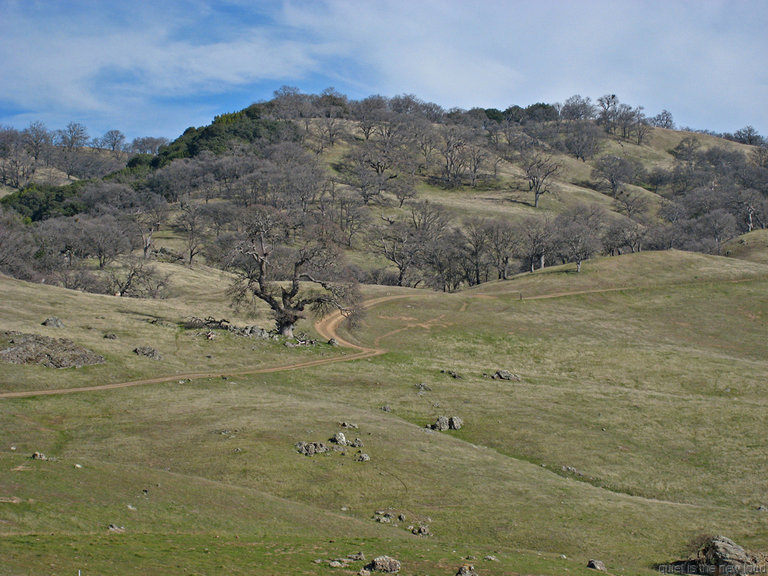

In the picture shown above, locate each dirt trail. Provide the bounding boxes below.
[0,278,743,400]
[0,294,412,400]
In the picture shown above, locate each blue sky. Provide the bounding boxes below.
[1,0,767,142]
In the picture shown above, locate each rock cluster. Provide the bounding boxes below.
[587,559,606,571]
[365,555,401,573]
[133,346,162,360]
[295,441,328,456]
[492,369,521,381]
[183,316,272,339]
[667,535,765,575]
[429,416,463,431]
[0,331,105,368]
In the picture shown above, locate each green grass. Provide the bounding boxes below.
[2,250,768,574]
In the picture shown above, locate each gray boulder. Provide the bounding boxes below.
[493,369,521,381]
[295,441,329,456]
[431,416,450,431]
[696,535,762,574]
[366,556,401,573]
[331,432,348,446]
[587,559,606,571]
[133,346,162,360]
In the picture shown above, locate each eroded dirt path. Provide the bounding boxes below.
[1,278,749,399]
[0,294,413,399]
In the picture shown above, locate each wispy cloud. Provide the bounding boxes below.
[0,0,766,139]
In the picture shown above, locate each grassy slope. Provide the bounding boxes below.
[327,125,756,231]
[1,251,768,574]
[724,229,768,266]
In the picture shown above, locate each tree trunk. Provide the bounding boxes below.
[278,321,295,338]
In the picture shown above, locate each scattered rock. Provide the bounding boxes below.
[41,317,64,328]
[348,551,366,562]
[331,432,348,446]
[381,405,392,413]
[328,338,339,346]
[108,523,125,533]
[562,465,591,479]
[587,559,606,571]
[429,416,463,431]
[133,346,161,360]
[295,441,329,456]
[668,535,764,575]
[456,564,478,576]
[492,369,521,381]
[0,331,105,369]
[358,570,371,576]
[440,369,462,379]
[416,383,432,392]
[484,555,498,562]
[757,505,768,512]
[430,416,450,431]
[329,560,344,568]
[696,535,762,574]
[31,451,46,460]
[339,421,359,429]
[366,555,401,573]
[398,513,406,522]
[355,452,371,462]
[411,525,431,537]
[103,333,117,340]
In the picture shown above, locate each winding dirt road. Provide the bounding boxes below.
[3,276,755,400]
[0,294,412,400]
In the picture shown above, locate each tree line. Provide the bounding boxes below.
[1,87,766,334]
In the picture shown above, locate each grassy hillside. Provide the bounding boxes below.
[1,251,768,574]
[725,229,768,265]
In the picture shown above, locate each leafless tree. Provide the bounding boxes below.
[176,202,207,265]
[0,127,36,188]
[592,155,636,197]
[229,206,359,337]
[552,204,606,272]
[485,219,517,280]
[522,150,560,208]
[516,215,554,272]
[564,121,603,161]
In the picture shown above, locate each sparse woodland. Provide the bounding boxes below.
[1,88,767,331]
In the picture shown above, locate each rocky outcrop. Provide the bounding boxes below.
[366,556,401,573]
[667,535,765,575]
[295,441,328,456]
[587,559,606,571]
[0,331,104,368]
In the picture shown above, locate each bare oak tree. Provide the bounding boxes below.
[229,207,359,337]
[522,150,560,208]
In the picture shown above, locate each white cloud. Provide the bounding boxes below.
[0,0,766,138]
